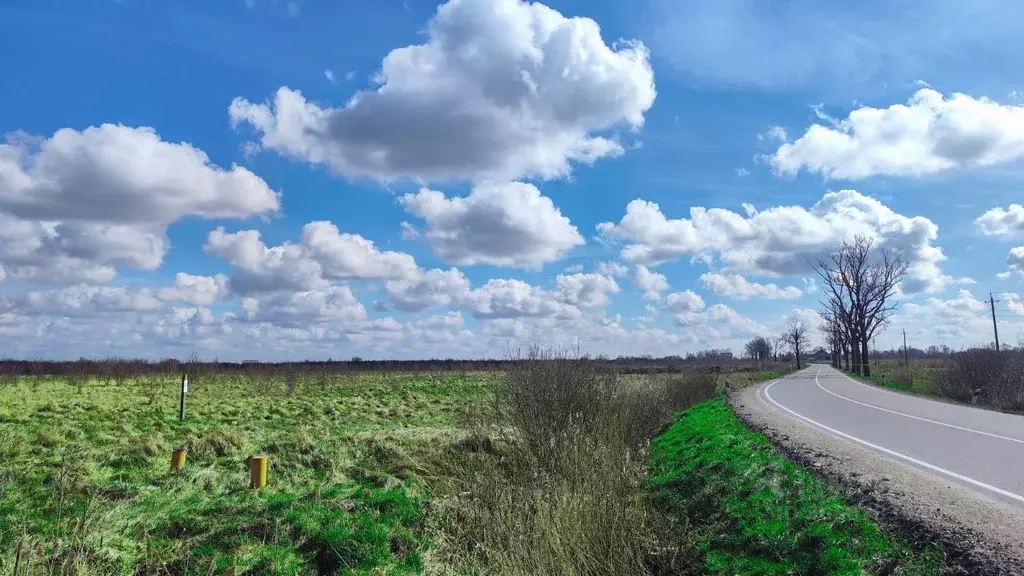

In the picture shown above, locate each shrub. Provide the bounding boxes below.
[434,346,716,575]
[936,348,1024,411]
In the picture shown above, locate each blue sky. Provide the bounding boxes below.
[1,0,1023,360]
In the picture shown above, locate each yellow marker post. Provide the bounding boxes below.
[170,448,187,472]
[249,455,268,489]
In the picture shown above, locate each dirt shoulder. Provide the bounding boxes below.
[731,378,1024,576]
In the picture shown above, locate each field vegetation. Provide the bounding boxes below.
[0,352,945,575]
[850,347,1024,414]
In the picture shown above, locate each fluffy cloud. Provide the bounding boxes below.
[663,290,705,314]
[700,272,802,300]
[998,246,1024,280]
[205,222,420,295]
[205,228,326,294]
[0,125,279,284]
[597,261,629,278]
[385,268,473,313]
[673,303,768,340]
[301,221,419,280]
[552,273,620,308]
[771,89,1024,179]
[239,286,368,328]
[1002,293,1024,317]
[1,285,163,317]
[598,189,956,294]
[889,290,1020,347]
[399,182,584,268]
[634,265,669,300]
[0,215,166,284]
[976,204,1024,238]
[160,273,231,306]
[229,0,655,183]
[465,278,579,319]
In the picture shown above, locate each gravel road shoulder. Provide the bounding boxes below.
[731,376,1024,576]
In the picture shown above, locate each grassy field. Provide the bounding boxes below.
[0,371,493,574]
[0,361,947,575]
[860,359,942,396]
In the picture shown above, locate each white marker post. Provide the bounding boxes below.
[179,374,189,421]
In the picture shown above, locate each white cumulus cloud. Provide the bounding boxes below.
[399,182,583,268]
[771,89,1024,179]
[0,125,279,284]
[598,189,957,294]
[160,273,231,306]
[976,204,1024,238]
[700,272,802,300]
[228,0,655,183]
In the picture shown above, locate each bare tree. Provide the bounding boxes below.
[781,319,811,369]
[813,236,908,377]
[744,337,773,367]
[770,335,785,362]
[817,316,840,369]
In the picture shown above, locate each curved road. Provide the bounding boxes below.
[760,364,1024,509]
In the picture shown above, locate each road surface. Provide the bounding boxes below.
[760,364,1024,509]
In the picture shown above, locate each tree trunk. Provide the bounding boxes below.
[843,342,850,371]
[850,341,861,375]
[795,346,801,369]
[861,338,871,377]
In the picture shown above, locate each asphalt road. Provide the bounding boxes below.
[761,364,1024,509]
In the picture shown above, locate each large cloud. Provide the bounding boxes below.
[976,204,1024,238]
[205,222,420,295]
[399,182,584,268]
[770,89,1024,180]
[700,272,802,300]
[598,189,958,294]
[0,125,279,284]
[228,0,655,183]
[0,285,163,317]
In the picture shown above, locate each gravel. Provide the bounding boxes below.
[731,377,1024,576]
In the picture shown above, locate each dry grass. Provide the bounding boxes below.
[427,346,719,576]
[936,348,1024,412]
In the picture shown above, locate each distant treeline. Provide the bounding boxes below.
[0,351,758,377]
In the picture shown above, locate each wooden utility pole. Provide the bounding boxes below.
[990,293,1001,352]
[902,329,909,366]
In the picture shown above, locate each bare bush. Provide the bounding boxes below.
[936,348,1024,411]
[434,347,718,575]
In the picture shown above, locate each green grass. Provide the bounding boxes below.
[0,366,946,575]
[848,360,940,397]
[0,371,493,574]
[648,399,946,576]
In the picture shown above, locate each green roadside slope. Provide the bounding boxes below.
[648,398,947,576]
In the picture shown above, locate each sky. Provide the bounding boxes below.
[1,0,1024,361]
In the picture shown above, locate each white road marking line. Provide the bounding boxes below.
[762,374,1024,505]
[831,365,1008,417]
[813,368,1024,445]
